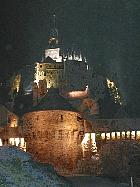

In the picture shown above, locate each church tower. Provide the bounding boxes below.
[33,15,64,104]
[33,15,89,105]
[44,14,63,62]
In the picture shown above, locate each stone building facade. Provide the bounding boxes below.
[34,56,64,89]
[0,105,26,150]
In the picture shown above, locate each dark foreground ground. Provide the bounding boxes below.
[65,176,130,187]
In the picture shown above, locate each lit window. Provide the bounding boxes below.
[106,133,110,140]
[60,115,63,122]
[101,133,105,140]
[131,131,135,140]
[136,131,140,140]
[9,138,20,146]
[0,139,2,146]
[121,131,125,139]
[116,132,120,139]
[111,132,115,140]
[81,133,90,145]
[126,131,130,139]
[91,133,96,143]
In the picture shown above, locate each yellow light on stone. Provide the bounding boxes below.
[111,132,116,140]
[136,131,140,140]
[9,138,19,146]
[10,118,18,127]
[34,63,40,85]
[106,133,110,140]
[68,87,88,98]
[91,133,96,142]
[15,138,20,146]
[116,132,120,139]
[9,138,26,151]
[101,133,105,140]
[91,133,97,152]
[126,131,130,139]
[122,131,125,139]
[9,138,15,145]
[106,78,122,105]
[81,133,97,157]
[20,138,26,152]
[81,133,90,145]
[0,139,2,146]
[131,131,135,140]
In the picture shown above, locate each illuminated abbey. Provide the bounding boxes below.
[0,15,140,174]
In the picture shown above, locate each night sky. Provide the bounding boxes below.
[0,0,140,116]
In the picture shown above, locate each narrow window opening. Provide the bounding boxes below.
[61,115,63,122]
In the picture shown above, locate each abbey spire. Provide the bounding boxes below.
[48,14,59,48]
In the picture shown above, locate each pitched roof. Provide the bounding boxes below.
[29,88,78,113]
[41,56,55,64]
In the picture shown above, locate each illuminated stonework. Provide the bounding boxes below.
[11,74,21,93]
[106,78,122,105]
[23,110,84,172]
[100,130,140,141]
[81,133,97,158]
[45,48,62,62]
[34,60,64,89]
[0,138,26,151]
[0,139,2,146]
[64,52,83,62]
[136,131,140,140]
[9,138,26,151]
[67,85,89,98]
[8,112,18,127]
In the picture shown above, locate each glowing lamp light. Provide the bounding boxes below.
[91,133,96,143]
[81,133,90,145]
[122,131,125,139]
[116,132,120,139]
[101,133,105,140]
[68,85,89,98]
[106,133,110,140]
[111,132,115,140]
[9,138,26,151]
[136,131,140,140]
[0,139,2,146]
[106,78,122,105]
[131,131,135,140]
[126,131,130,139]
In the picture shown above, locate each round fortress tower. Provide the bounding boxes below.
[22,88,84,172]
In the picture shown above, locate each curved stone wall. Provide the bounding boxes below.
[23,110,84,172]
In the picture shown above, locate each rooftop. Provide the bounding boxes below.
[30,88,78,113]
